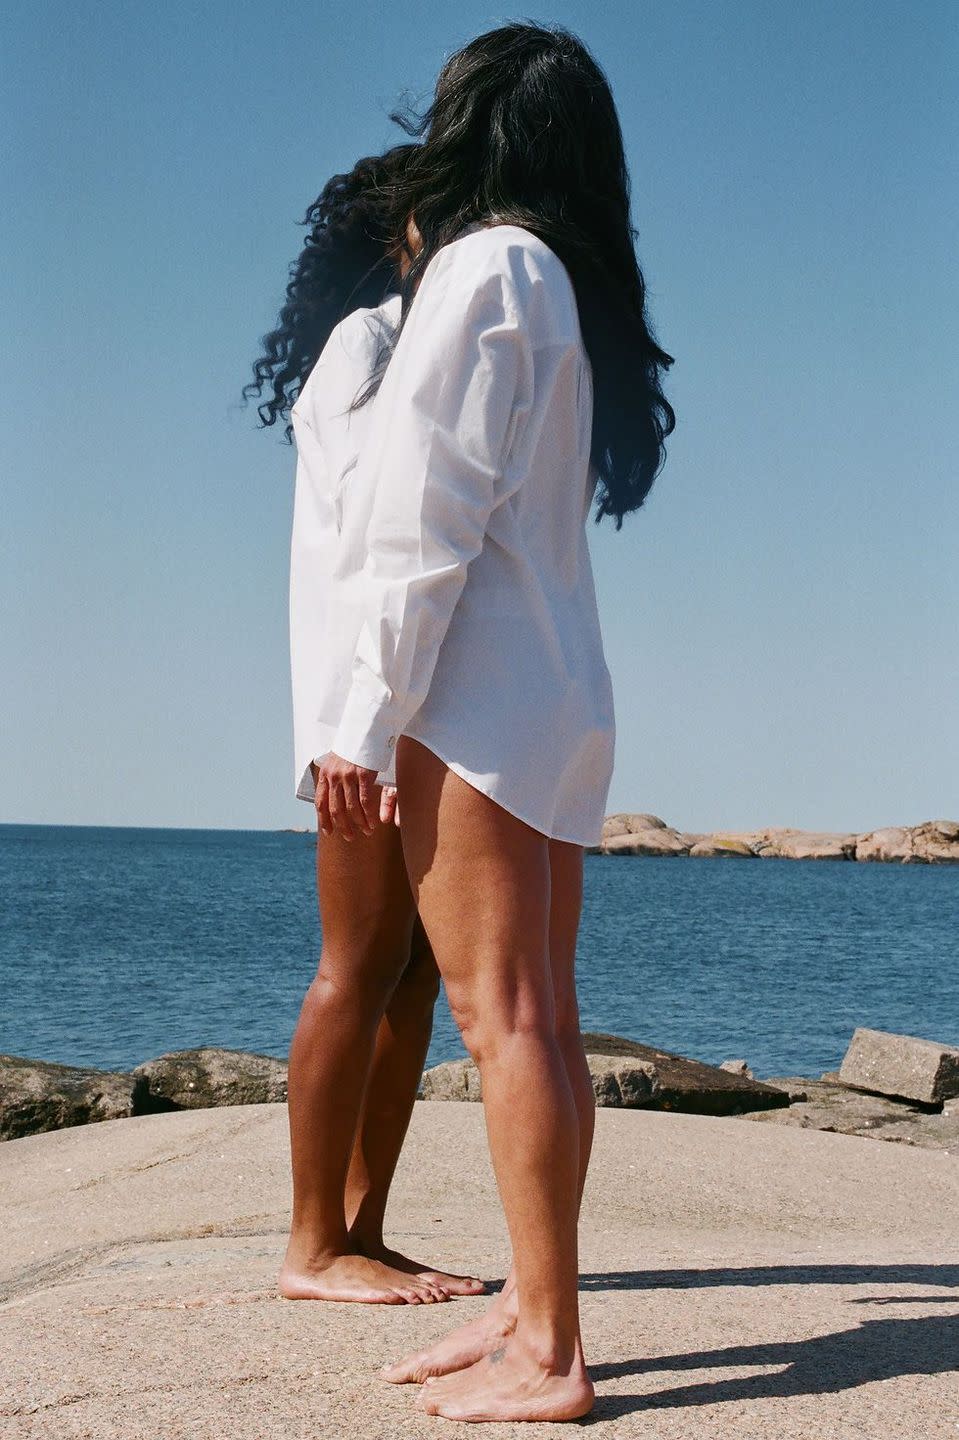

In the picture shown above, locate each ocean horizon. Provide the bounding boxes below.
[2,822,957,1081]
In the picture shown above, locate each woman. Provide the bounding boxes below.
[246,146,484,1304]
[316,21,675,1424]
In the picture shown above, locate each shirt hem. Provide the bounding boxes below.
[403,732,601,848]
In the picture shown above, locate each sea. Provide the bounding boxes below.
[1,823,957,1081]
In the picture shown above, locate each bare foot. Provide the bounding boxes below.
[382,1290,518,1383]
[354,1238,486,1298]
[417,1333,594,1423]
[279,1251,450,1305]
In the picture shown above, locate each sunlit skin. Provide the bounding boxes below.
[321,737,596,1422]
[314,209,597,1416]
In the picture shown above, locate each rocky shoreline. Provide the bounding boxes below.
[589,814,959,861]
[3,1026,957,1152]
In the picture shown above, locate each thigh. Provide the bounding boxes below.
[394,736,553,1029]
[547,839,585,1030]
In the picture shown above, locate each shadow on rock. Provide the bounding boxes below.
[581,1261,959,1292]
[586,1310,959,1421]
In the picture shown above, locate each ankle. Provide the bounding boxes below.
[511,1324,585,1377]
[488,1285,520,1328]
[347,1227,387,1258]
[283,1230,351,1270]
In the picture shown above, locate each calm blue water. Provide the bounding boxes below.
[1,824,956,1080]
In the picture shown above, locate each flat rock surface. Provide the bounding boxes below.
[745,1078,959,1151]
[2,1104,957,1438]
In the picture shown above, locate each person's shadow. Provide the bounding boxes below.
[576,1264,959,1421]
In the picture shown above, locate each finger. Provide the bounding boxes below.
[394,796,401,828]
[343,774,373,837]
[379,787,396,826]
[328,780,356,841]
[356,771,380,833]
[314,773,332,837]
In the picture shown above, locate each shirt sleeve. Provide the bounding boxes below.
[330,233,534,773]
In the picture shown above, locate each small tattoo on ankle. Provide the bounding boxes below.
[489,1346,506,1365]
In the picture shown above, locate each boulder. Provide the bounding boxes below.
[720,1059,754,1078]
[688,835,756,858]
[0,1055,135,1141]
[586,1054,656,1107]
[754,828,858,861]
[911,820,959,864]
[852,822,959,864]
[601,813,672,838]
[855,827,914,863]
[133,1048,289,1111]
[419,1034,789,1117]
[837,1028,959,1105]
[418,1058,483,1102]
[580,1034,787,1114]
[599,814,689,856]
[603,829,688,857]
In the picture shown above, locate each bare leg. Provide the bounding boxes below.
[345,912,485,1296]
[384,838,595,1380]
[389,737,594,1423]
[280,816,449,1304]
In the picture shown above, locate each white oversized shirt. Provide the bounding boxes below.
[329,222,616,847]
[289,293,402,801]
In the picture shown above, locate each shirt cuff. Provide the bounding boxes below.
[330,686,399,774]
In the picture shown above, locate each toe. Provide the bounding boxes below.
[380,1358,414,1383]
[417,1384,439,1414]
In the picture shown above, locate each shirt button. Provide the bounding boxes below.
[387,735,396,748]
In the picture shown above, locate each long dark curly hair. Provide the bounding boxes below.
[242,142,417,443]
[246,22,675,527]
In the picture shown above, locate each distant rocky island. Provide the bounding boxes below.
[283,815,959,862]
[590,815,959,863]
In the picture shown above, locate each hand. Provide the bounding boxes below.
[379,785,401,828]
[313,753,381,840]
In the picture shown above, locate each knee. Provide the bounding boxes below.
[307,946,397,1016]
[449,989,555,1070]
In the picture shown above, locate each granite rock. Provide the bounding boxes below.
[418,1057,483,1102]
[601,812,673,837]
[133,1048,289,1111]
[688,835,757,858]
[0,1055,135,1140]
[837,1027,959,1105]
[603,828,688,856]
[746,1075,959,1152]
[856,820,959,864]
[753,828,858,861]
[595,815,959,862]
[420,1033,789,1116]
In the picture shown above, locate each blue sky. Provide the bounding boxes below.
[2,0,956,832]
